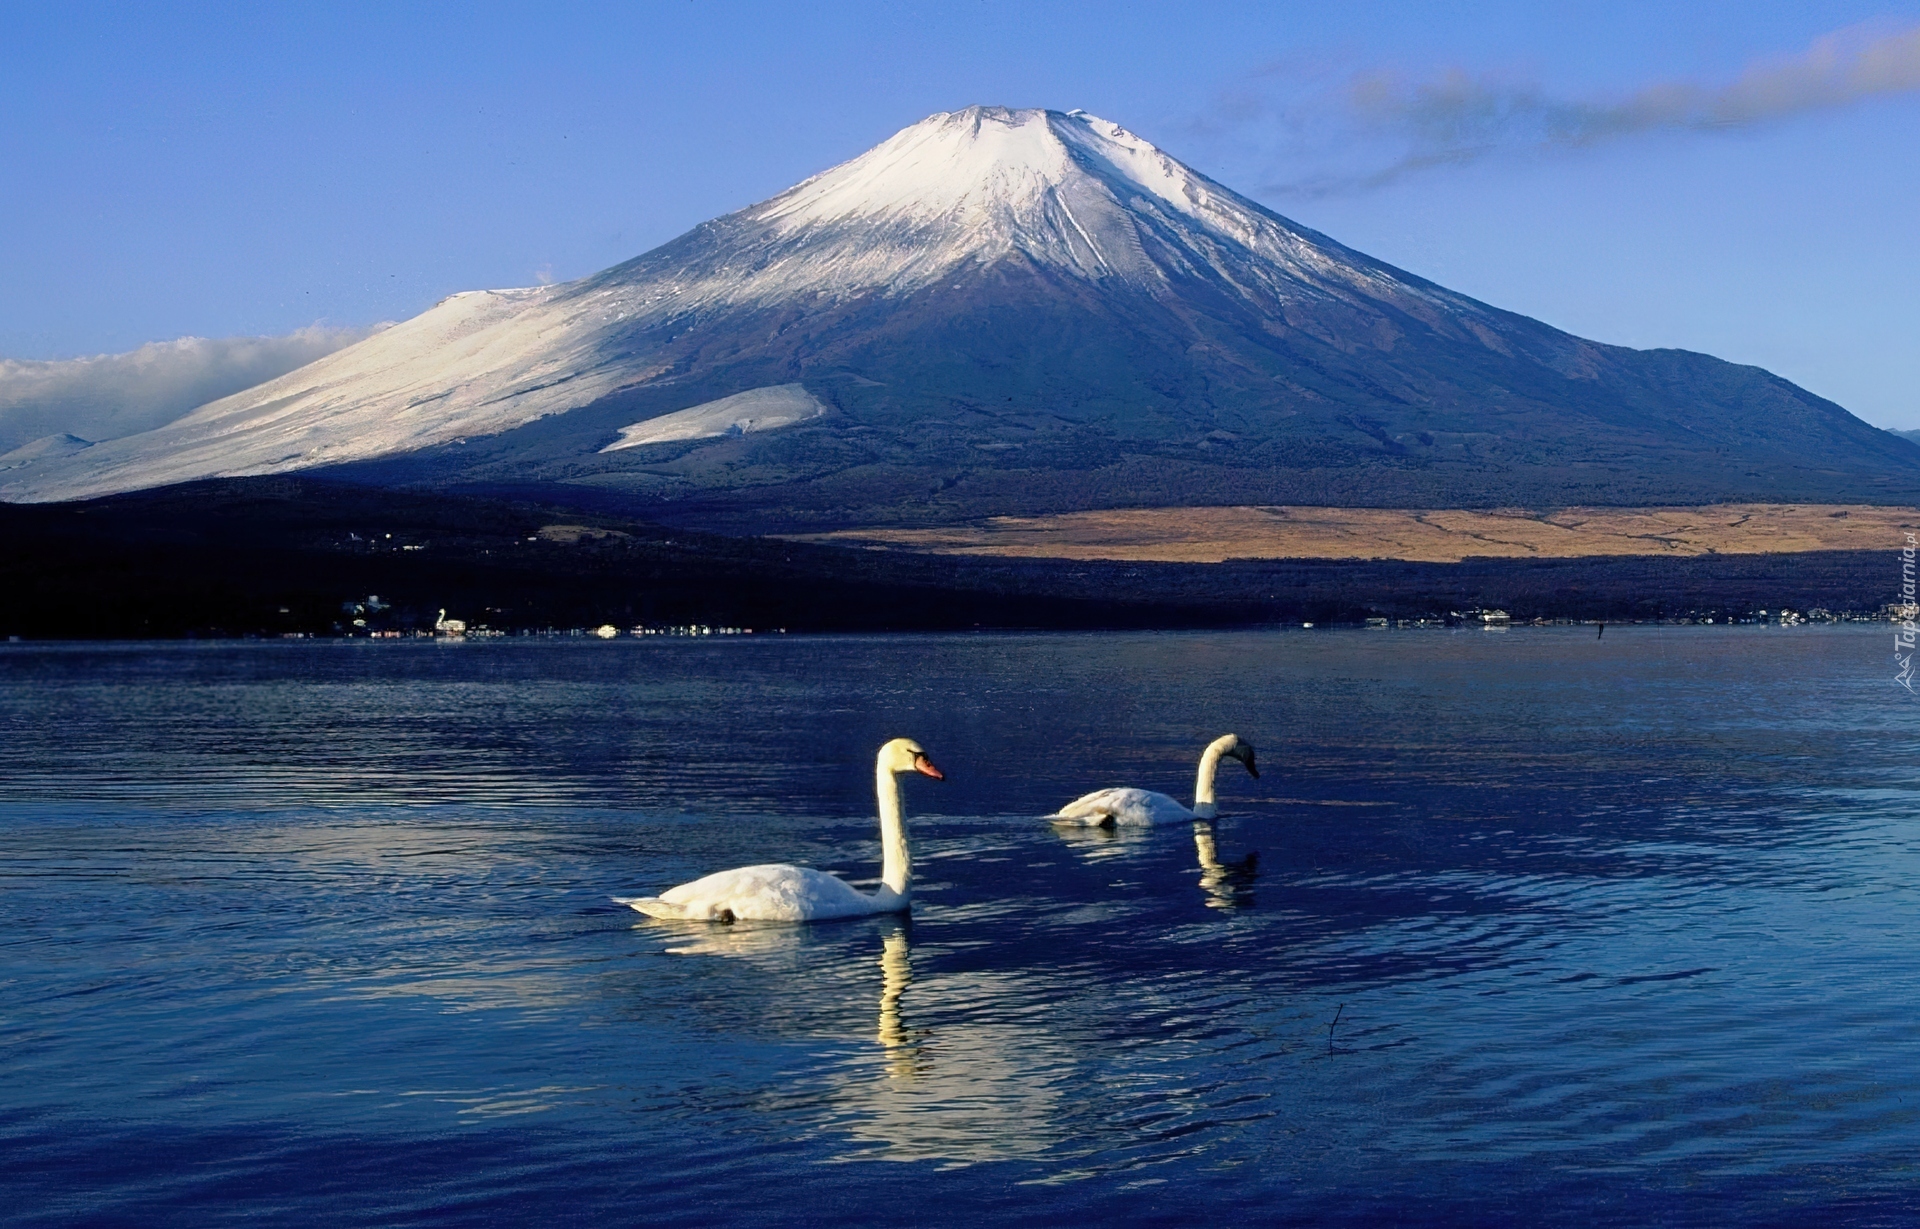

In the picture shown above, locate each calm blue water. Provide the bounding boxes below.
[3,628,1918,1226]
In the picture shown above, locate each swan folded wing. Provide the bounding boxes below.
[635,863,882,922]
[612,895,690,920]
[1052,787,1195,826]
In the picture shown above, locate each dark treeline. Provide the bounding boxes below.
[0,477,1897,639]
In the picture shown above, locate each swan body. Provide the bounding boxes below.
[616,738,942,923]
[1051,787,1199,827]
[618,863,893,922]
[1052,733,1257,826]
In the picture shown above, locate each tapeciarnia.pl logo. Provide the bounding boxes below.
[1897,532,1917,692]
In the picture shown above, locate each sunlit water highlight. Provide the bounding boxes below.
[3,629,1918,1225]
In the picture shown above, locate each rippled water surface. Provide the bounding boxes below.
[4,629,1919,1226]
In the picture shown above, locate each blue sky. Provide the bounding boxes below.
[4,0,1917,425]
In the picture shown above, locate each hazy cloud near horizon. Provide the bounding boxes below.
[0,326,384,454]
[1231,21,1920,194]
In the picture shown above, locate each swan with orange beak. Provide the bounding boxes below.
[616,738,943,922]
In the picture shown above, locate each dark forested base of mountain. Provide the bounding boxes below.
[0,477,1898,640]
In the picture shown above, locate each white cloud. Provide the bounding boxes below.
[0,324,386,453]
[1234,22,1920,194]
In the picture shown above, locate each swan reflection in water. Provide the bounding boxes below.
[839,919,1069,1162]
[642,915,1068,1162]
[874,925,924,1082]
[1053,819,1259,910]
[1191,823,1259,910]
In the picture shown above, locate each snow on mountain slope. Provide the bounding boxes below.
[602,385,828,450]
[581,106,1483,322]
[0,433,92,471]
[1,287,634,502]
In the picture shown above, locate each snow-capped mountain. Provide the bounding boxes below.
[8,106,1917,517]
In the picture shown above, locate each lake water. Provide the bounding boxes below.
[3,628,1918,1226]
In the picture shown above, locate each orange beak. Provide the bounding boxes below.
[913,754,945,780]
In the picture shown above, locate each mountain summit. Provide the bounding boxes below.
[659,105,1409,300]
[8,106,1917,518]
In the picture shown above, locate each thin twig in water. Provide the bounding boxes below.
[1328,1003,1345,1051]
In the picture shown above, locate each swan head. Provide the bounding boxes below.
[1219,734,1258,779]
[880,737,945,780]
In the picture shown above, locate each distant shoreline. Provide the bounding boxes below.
[0,478,1905,640]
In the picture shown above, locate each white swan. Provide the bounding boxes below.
[1051,733,1257,826]
[614,737,943,922]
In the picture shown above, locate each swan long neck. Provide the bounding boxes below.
[876,761,911,900]
[1193,738,1231,819]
